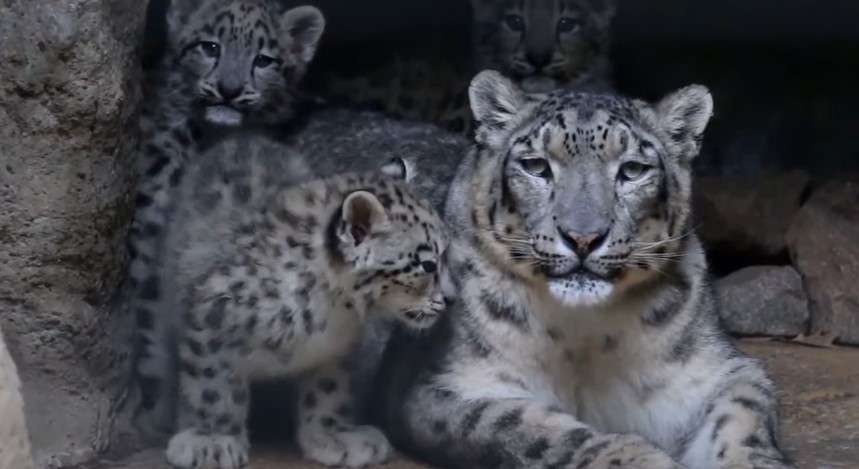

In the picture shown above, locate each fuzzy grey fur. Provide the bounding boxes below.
[137,134,447,468]
[129,0,325,434]
[470,0,616,93]
[374,71,791,469]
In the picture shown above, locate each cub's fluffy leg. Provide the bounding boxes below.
[682,359,791,469]
[401,383,683,469]
[297,362,392,468]
[166,296,250,469]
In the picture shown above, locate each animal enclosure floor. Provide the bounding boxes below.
[83,340,858,469]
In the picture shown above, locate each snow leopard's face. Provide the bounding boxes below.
[471,0,615,92]
[462,71,713,306]
[165,0,324,126]
[335,166,449,330]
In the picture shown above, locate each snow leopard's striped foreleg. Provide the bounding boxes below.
[400,382,684,469]
[682,358,791,469]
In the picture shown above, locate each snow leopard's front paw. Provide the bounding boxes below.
[165,429,249,469]
[577,434,685,469]
[297,423,392,468]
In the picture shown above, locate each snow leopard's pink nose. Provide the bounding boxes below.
[559,228,608,258]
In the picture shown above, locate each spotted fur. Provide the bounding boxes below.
[375,71,791,469]
[129,0,324,434]
[136,135,448,469]
[321,0,614,134]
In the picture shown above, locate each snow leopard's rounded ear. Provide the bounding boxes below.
[340,191,390,246]
[656,85,714,161]
[281,6,326,64]
[469,70,526,147]
[380,157,416,184]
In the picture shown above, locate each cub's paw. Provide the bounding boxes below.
[577,434,685,469]
[165,429,249,469]
[298,423,392,468]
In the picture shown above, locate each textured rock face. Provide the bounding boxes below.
[0,1,144,466]
[0,326,35,469]
[788,181,859,345]
[716,266,810,337]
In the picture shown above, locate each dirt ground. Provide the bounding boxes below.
[84,340,858,469]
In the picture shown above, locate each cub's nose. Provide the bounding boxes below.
[527,51,552,69]
[558,228,608,258]
[217,82,243,101]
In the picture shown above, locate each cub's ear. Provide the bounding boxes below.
[281,6,326,64]
[469,70,526,146]
[380,157,416,184]
[656,85,714,161]
[340,191,389,246]
[165,0,204,37]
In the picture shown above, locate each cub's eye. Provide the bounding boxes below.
[521,158,552,179]
[557,17,581,33]
[254,54,277,69]
[618,162,652,182]
[504,14,525,32]
[421,261,438,274]
[197,41,221,59]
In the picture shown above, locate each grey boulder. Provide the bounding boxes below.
[716,266,810,337]
[787,180,859,345]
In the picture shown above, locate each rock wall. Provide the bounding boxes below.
[0,1,145,466]
[0,324,35,469]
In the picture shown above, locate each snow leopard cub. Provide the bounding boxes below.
[157,136,448,469]
[131,0,325,434]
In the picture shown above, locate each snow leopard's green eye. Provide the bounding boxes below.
[521,158,552,179]
[504,14,525,32]
[197,41,220,59]
[557,17,581,34]
[618,161,652,182]
[253,54,277,69]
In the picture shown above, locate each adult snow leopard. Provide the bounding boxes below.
[130,0,324,433]
[375,71,791,469]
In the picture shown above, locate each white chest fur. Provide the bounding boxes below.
[486,289,717,454]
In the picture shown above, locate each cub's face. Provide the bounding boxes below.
[471,0,616,93]
[467,71,713,306]
[336,164,449,330]
[166,0,325,126]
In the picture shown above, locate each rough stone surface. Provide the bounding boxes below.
[0,325,35,469]
[716,266,809,337]
[75,341,859,469]
[694,170,810,272]
[289,108,470,211]
[787,180,859,345]
[0,1,144,466]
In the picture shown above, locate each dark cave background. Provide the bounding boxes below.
[144,0,859,178]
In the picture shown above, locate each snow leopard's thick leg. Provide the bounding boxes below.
[399,381,684,469]
[296,361,392,468]
[681,358,791,469]
[166,295,251,469]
